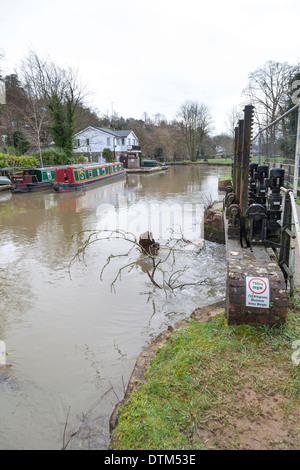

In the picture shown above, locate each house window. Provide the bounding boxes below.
[117,139,120,145]
[86,138,90,146]
[122,138,125,145]
[77,139,80,147]
[107,137,111,145]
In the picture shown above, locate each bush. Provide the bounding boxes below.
[32,147,70,166]
[74,155,86,163]
[0,153,39,169]
[102,147,114,162]
[32,148,87,166]
[0,149,86,169]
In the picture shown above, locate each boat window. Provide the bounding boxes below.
[88,170,93,177]
[47,171,52,179]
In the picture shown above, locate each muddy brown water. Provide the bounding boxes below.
[0,165,228,449]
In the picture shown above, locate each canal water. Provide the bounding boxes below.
[0,165,228,450]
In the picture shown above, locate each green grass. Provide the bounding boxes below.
[218,173,232,182]
[205,158,232,164]
[167,159,232,165]
[110,310,300,450]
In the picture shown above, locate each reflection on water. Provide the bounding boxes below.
[0,165,228,450]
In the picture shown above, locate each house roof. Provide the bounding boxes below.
[96,128,132,137]
[75,126,137,139]
[74,126,138,143]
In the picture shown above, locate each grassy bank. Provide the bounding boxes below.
[167,159,232,165]
[218,173,232,182]
[110,304,300,450]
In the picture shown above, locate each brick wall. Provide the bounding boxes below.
[226,258,287,326]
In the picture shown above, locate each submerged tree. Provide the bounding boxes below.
[70,229,210,295]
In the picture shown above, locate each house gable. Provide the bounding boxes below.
[74,126,140,162]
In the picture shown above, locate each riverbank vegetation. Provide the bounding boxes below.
[0,148,86,168]
[2,51,297,165]
[110,302,300,450]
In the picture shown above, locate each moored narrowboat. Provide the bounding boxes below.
[52,163,125,192]
[11,167,56,193]
[0,175,12,191]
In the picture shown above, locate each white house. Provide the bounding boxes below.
[74,127,141,165]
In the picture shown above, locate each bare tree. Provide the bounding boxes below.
[225,106,243,140]
[177,101,213,161]
[18,59,50,165]
[19,49,87,161]
[243,60,297,129]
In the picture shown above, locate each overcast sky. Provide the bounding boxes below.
[1,0,300,134]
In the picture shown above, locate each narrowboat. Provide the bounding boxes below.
[10,167,56,193]
[0,175,12,191]
[52,163,125,192]
[141,159,159,167]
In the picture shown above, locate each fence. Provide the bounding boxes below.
[226,103,300,294]
[250,103,300,294]
[251,103,300,196]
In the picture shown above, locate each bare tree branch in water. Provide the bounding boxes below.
[62,386,113,450]
[70,228,213,294]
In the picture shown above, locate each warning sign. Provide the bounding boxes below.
[245,276,270,309]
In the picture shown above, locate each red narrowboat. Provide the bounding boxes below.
[52,163,125,192]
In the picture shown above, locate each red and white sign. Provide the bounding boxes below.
[246,276,270,309]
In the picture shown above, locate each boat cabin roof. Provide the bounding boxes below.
[58,163,121,170]
[0,166,57,172]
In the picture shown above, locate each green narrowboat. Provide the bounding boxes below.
[52,163,125,192]
[11,167,56,193]
[141,159,159,167]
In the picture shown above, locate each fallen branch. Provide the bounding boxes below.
[70,228,210,294]
[62,386,113,450]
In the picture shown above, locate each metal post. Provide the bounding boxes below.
[236,119,244,204]
[279,189,293,292]
[258,129,262,165]
[240,105,254,219]
[233,126,238,196]
[293,104,300,197]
